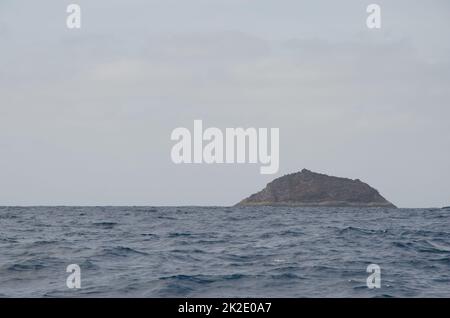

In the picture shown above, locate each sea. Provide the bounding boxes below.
[1,206,449,298]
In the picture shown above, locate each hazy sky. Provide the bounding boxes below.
[1,1,449,207]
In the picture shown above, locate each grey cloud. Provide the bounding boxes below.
[0,1,449,207]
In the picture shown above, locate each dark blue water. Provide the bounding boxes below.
[1,206,450,297]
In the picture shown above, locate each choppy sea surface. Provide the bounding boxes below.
[1,206,450,297]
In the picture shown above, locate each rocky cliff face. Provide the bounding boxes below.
[237,169,396,208]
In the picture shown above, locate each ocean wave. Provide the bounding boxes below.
[97,246,148,257]
[2,206,450,297]
[159,273,250,284]
[92,222,118,229]
[4,257,63,272]
[338,226,388,235]
[392,240,450,254]
[167,232,193,238]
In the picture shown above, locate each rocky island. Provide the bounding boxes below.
[237,169,396,208]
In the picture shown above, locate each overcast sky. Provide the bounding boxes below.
[1,0,449,207]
